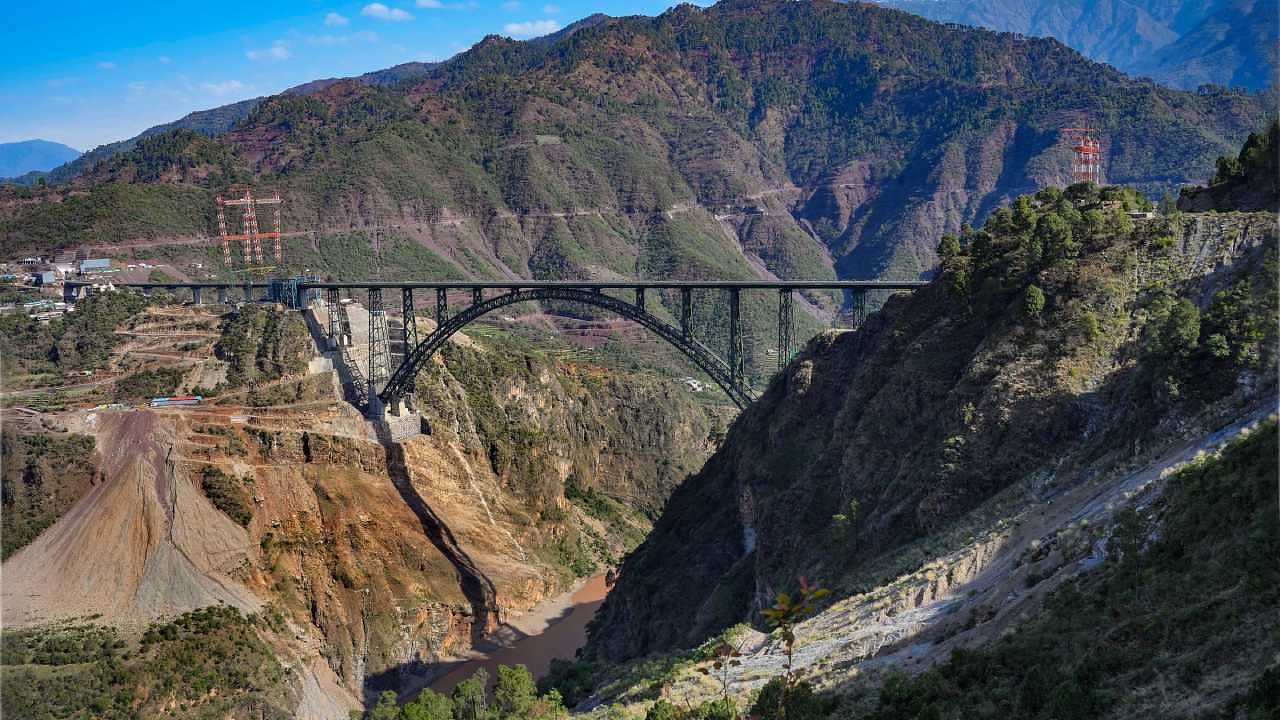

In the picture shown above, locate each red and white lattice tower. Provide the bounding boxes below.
[1063,127,1103,185]
[215,190,284,267]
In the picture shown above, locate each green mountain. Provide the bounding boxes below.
[0,140,80,180]
[1,0,1266,291]
[878,0,1279,91]
[585,171,1277,675]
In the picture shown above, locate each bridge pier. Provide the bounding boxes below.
[728,287,742,386]
[680,288,692,339]
[635,287,645,311]
[192,286,203,305]
[472,287,482,306]
[436,288,448,326]
[852,289,868,327]
[63,284,80,304]
[217,287,228,304]
[777,289,793,370]
[402,288,418,350]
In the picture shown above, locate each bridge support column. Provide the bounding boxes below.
[325,288,341,349]
[852,289,868,327]
[680,288,692,339]
[142,286,153,297]
[728,287,742,386]
[635,287,645,311]
[777,289,793,370]
[217,287,228,304]
[436,288,448,326]
[192,286,203,305]
[472,287,482,307]
[367,288,391,415]
[402,288,418,350]
[62,284,79,304]
[243,282,252,303]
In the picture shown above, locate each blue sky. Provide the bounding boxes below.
[0,0,703,151]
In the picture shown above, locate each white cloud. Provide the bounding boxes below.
[46,77,77,88]
[324,11,349,26]
[247,40,291,61]
[127,81,148,92]
[416,0,443,6]
[157,56,172,64]
[500,0,521,9]
[502,19,559,38]
[362,3,413,20]
[201,79,247,97]
[542,3,559,12]
[97,61,117,70]
[354,30,380,42]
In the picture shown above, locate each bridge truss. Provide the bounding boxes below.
[66,279,926,411]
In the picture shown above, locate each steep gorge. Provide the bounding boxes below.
[586,196,1278,663]
[0,312,729,712]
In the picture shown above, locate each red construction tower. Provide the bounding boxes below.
[1063,127,1103,186]
[216,189,283,267]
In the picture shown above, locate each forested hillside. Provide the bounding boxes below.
[586,176,1277,662]
[1,0,1266,290]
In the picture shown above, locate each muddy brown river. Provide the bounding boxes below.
[430,574,609,693]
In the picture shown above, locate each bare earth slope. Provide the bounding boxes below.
[2,410,260,628]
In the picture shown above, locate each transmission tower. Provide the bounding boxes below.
[1063,127,1103,186]
[216,190,284,268]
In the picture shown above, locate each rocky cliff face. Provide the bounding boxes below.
[585,204,1278,661]
[1,308,728,710]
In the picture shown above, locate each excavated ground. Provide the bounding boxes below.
[2,301,725,716]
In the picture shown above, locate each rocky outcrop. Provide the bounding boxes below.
[585,208,1278,661]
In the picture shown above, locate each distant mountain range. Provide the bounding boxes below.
[877,0,1279,91]
[0,140,80,180]
[1,0,1267,291]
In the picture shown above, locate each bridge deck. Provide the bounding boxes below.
[68,279,929,291]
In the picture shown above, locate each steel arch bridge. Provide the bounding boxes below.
[386,286,756,408]
[65,279,927,411]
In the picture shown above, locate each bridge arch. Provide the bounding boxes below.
[380,287,755,409]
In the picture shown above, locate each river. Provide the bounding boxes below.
[429,573,610,694]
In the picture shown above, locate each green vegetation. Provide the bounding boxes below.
[114,366,184,401]
[215,304,310,388]
[1,606,293,720]
[1210,120,1278,188]
[0,430,97,558]
[359,665,568,720]
[199,466,254,526]
[0,291,147,379]
[862,420,1279,719]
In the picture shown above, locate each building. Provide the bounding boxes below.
[33,271,57,286]
[79,258,111,273]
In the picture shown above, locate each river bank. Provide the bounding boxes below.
[429,573,610,693]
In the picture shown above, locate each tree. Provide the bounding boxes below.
[402,689,454,720]
[761,577,830,712]
[1079,209,1106,239]
[1034,212,1078,263]
[1106,207,1133,236]
[1022,285,1045,319]
[452,669,489,720]
[646,700,681,720]
[494,665,538,720]
[936,234,961,262]
[368,691,400,720]
[1012,196,1037,235]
